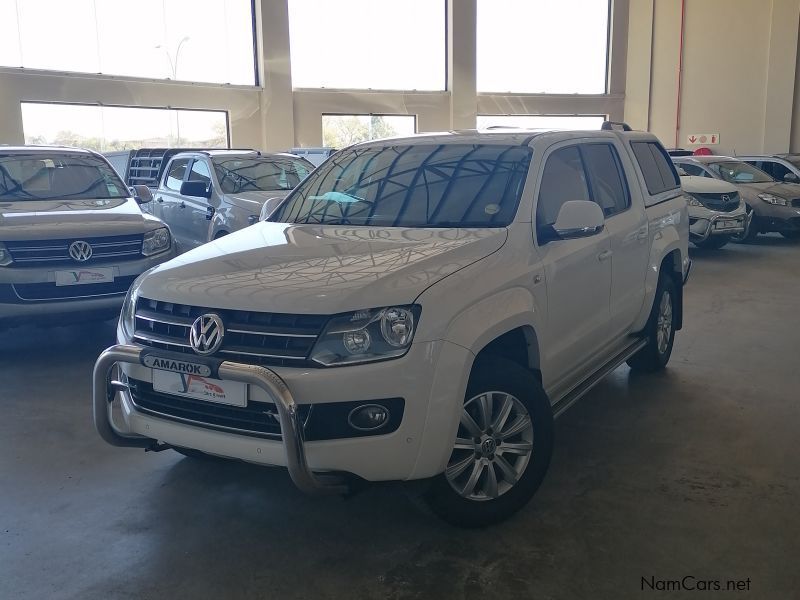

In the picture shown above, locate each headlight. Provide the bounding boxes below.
[119,270,152,341]
[686,195,703,207]
[758,193,788,206]
[0,242,12,266]
[142,227,171,256]
[310,305,421,367]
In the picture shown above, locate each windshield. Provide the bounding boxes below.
[213,157,310,194]
[709,161,773,184]
[0,153,128,201]
[270,144,532,228]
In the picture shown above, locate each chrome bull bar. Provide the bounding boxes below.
[92,344,347,495]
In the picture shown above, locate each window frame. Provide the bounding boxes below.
[578,142,631,220]
[534,142,592,240]
[630,141,681,196]
[164,158,191,191]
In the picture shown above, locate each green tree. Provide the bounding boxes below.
[323,115,399,148]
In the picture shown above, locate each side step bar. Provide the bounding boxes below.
[552,338,649,419]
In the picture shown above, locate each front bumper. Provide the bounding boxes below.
[688,206,746,242]
[750,204,800,233]
[94,339,473,489]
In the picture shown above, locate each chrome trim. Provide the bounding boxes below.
[133,331,191,347]
[135,314,193,326]
[219,348,307,360]
[227,328,317,338]
[689,212,746,242]
[92,344,347,494]
[11,284,128,302]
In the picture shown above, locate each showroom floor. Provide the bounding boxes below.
[2,236,799,600]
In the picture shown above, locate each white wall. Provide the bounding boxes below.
[0,0,629,151]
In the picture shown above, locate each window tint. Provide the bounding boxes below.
[678,163,707,177]
[188,160,212,185]
[271,144,533,228]
[536,146,590,228]
[581,144,630,217]
[165,159,189,191]
[631,141,680,195]
[764,161,791,181]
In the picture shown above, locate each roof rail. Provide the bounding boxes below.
[601,121,633,131]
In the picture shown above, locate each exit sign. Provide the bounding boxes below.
[687,133,719,145]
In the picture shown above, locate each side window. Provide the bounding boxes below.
[293,160,310,180]
[536,146,590,230]
[580,143,630,217]
[679,163,706,177]
[631,141,681,195]
[188,159,211,186]
[165,158,189,191]
[767,161,791,181]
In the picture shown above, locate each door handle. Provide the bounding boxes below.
[597,250,612,262]
[636,226,648,240]
[156,197,164,203]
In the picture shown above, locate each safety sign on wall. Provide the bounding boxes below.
[687,133,719,145]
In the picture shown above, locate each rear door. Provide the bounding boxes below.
[183,158,215,247]
[154,157,191,246]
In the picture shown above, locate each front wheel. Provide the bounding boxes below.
[627,274,677,372]
[424,357,553,528]
[694,235,731,250]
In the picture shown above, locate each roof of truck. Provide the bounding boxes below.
[0,145,96,154]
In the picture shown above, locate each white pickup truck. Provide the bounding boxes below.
[93,123,690,527]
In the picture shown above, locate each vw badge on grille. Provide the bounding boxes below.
[69,240,93,262]
[189,313,225,355]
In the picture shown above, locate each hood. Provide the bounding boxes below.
[226,190,288,210]
[137,223,507,313]
[0,197,148,241]
[680,176,737,195]
[731,180,800,200]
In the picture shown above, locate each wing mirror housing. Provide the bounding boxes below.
[131,185,153,204]
[538,200,605,244]
[259,196,286,221]
[180,180,212,198]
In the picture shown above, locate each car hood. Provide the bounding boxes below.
[680,176,737,194]
[731,180,800,200]
[137,223,507,313]
[226,191,289,210]
[0,197,150,241]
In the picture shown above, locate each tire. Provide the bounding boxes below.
[731,206,757,243]
[424,356,554,528]
[780,231,800,240]
[694,235,730,250]
[627,274,677,373]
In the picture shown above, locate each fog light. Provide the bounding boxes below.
[347,404,390,431]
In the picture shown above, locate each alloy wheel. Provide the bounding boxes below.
[656,291,673,355]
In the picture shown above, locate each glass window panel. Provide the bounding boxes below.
[581,143,630,217]
[21,102,229,152]
[536,146,590,227]
[477,0,610,93]
[322,115,416,148]
[289,0,445,90]
[477,115,606,130]
[3,0,255,85]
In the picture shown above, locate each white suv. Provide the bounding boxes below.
[94,125,690,526]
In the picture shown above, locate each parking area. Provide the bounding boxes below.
[3,235,798,600]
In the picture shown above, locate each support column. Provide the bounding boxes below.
[763,0,800,152]
[448,0,477,130]
[622,0,653,129]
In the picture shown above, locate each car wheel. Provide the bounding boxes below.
[731,206,757,243]
[694,235,731,250]
[424,356,553,528]
[627,273,677,373]
[780,231,800,240]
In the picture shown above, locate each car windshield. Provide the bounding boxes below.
[708,161,773,184]
[213,157,308,194]
[0,153,128,201]
[269,143,533,228]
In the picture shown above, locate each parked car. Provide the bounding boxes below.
[288,147,337,167]
[0,146,176,329]
[739,154,800,184]
[672,155,800,241]
[677,172,746,249]
[151,150,315,251]
[93,125,690,527]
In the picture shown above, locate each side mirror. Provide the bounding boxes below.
[539,200,605,243]
[259,196,286,221]
[180,180,212,198]
[131,185,153,204]
[783,172,799,183]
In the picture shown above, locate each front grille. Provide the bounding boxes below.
[5,234,144,266]
[692,192,741,213]
[133,297,328,367]
[11,275,137,302]
[128,378,286,439]
[792,198,800,208]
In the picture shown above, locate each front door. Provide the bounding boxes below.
[184,158,215,248]
[154,157,191,249]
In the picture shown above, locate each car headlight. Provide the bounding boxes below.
[686,195,703,207]
[0,242,12,267]
[310,305,421,367]
[758,193,788,206]
[142,227,171,256]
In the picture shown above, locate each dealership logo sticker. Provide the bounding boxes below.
[68,240,93,262]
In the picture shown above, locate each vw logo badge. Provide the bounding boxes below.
[69,240,93,262]
[189,313,225,355]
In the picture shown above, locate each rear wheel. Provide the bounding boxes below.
[694,235,731,250]
[424,356,553,528]
[627,273,677,373]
